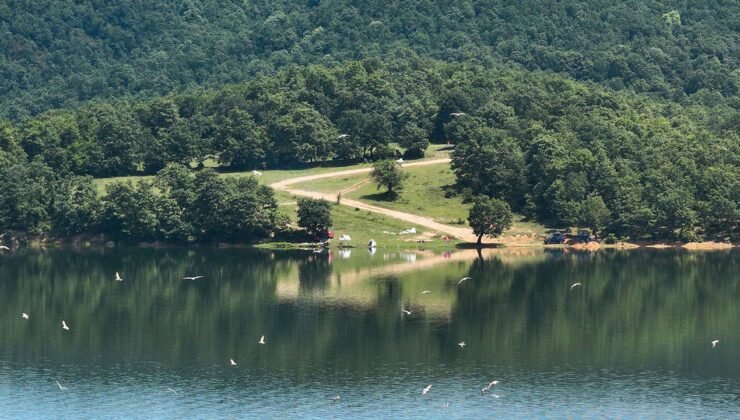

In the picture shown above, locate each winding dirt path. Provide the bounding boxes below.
[270,158,478,242]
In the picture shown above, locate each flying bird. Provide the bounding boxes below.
[62,320,69,331]
[0,245,9,250]
[21,313,29,320]
[330,396,341,403]
[259,335,266,345]
[183,276,204,281]
[443,403,449,408]
[421,290,431,294]
[401,308,412,315]
[450,112,466,117]
[458,341,466,348]
[55,380,68,391]
[422,384,432,395]
[115,272,123,282]
[458,277,471,285]
[166,387,178,396]
[491,394,500,398]
[482,380,499,393]
[712,340,719,348]
[337,134,350,139]
[570,283,582,289]
[230,359,237,366]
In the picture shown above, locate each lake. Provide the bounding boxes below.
[0,247,738,418]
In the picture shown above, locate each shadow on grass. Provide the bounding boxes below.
[358,191,399,202]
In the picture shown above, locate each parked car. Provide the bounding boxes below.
[571,230,596,243]
[544,232,566,244]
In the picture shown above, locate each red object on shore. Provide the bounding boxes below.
[327,230,335,239]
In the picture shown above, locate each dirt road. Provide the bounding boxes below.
[270,158,478,242]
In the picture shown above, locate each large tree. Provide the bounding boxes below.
[468,196,513,246]
[371,160,407,196]
[296,198,332,240]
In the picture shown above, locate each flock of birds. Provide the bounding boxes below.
[404,275,723,402]
[11,263,723,402]
[16,270,271,393]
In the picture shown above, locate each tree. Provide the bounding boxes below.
[296,198,332,240]
[371,160,407,196]
[468,196,513,246]
[578,194,611,237]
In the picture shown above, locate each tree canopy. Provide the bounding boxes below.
[1,1,738,119]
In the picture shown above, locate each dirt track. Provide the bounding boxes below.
[270,158,479,242]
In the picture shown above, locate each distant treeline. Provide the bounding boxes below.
[0,163,280,244]
[1,61,737,242]
[1,0,738,119]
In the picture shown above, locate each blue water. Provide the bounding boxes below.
[0,248,738,418]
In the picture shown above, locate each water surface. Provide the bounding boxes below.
[0,247,738,418]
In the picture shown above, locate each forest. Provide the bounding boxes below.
[1,60,737,242]
[1,0,738,119]
[0,1,737,244]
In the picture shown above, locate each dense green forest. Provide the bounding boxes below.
[0,1,737,243]
[1,0,738,119]
[1,60,737,242]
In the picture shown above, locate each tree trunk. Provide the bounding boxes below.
[477,234,483,247]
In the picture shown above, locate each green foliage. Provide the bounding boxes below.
[1,56,738,242]
[0,159,279,243]
[296,198,332,239]
[468,197,513,245]
[371,160,408,195]
[1,1,738,119]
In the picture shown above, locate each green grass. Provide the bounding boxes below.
[292,174,368,194]
[346,164,468,225]
[267,200,455,249]
[342,163,549,237]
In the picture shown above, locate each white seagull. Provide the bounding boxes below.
[421,290,431,294]
[422,384,432,395]
[22,313,29,320]
[115,272,123,282]
[183,276,204,281]
[401,308,412,315]
[450,112,466,117]
[166,387,178,396]
[259,335,266,345]
[330,396,341,403]
[62,320,69,331]
[458,341,466,348]
[458,277,471,285]
[482,380,499,393]
[570,283,582,289]
[55,380,68,391]
[230,358,237,366]
[337,134,350,139]
[712,340,719,348]
[0,245,9,250]
[443,402,449,408]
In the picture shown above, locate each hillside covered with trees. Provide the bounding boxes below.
[1,60,737,242]
[2,0,738,119]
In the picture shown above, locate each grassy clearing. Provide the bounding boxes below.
[341,163,549,238]
[345,163,467,225]
[92,144,452,192]
[266,198,455,249]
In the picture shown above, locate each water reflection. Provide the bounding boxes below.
[0,247,737,417]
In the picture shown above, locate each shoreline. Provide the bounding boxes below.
[7,233,735,252]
